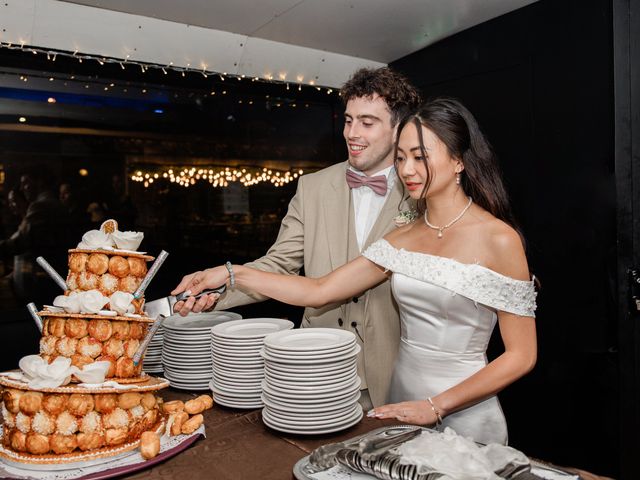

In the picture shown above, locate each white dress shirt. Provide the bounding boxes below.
[348,165,396,251]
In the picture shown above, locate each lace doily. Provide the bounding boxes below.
[363,239,536,317]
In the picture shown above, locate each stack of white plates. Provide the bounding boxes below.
[142,325,164,374]
[210,318,294,409]
[260,328,363,434]
[162,311,241,390]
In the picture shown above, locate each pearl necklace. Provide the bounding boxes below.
[424,196,473,239]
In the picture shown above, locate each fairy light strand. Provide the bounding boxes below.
[130,166,305,189]
[0,41,336,94]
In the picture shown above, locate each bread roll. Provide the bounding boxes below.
[69,253,88,273]
[19,392,43,415]
[94,393,118,413]
[78,336,103,358]
[77,432,104,451]
[67,394,94,416]
[162,400,184,414]
[48,317,67,337]
[127,257,147,277]
[3,389,23,413]
[42,394,68,415]
[50,433,78,454]
[139,431,161,459]
[10,430,27,452]
[65,318,88,338]
[181,414,203,434]
[104,428,127,446]
[111,321,131,341]
[118,392,142,410]
[170,411,188,436]
[108,256,130,278]
[88,319,113,342]
[87,253,109,275]
[26,433,50,455]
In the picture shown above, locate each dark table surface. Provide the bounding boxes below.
[124,389,612,480]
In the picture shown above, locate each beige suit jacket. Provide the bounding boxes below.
[216,160,411,407]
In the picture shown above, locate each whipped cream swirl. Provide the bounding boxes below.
[109,291,135,315]
[77,230,113,250]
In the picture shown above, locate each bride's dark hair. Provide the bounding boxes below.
[394,97,520,234]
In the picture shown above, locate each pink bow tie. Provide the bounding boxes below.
[345,169,388,196]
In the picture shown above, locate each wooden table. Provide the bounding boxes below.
[125,389,611,480]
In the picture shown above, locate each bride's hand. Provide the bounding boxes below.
[368,400,438,426]
[171,266,229,316]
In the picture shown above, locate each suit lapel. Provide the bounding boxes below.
[323,162,352,270]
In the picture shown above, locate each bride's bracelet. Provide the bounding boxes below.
[224,261,235,288]
[426,397,443,426]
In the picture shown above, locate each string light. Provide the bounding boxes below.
[130,166,306,189]
[0,42,341,117]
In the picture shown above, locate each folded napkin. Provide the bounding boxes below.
[396,427,529,479]
[16,355,110,389]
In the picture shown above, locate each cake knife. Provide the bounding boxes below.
[132,286,227,366]
[133,250,169,300]
[35,256,67,291]
[26,302,43,333]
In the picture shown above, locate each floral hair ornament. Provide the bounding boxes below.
[394,210,418,226]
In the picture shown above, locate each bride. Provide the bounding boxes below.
[172,98,537,445]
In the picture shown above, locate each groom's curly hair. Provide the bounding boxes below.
[340,67,422,126]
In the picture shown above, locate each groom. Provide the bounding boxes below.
[175,67,421,409]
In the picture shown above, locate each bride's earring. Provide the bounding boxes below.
[455,172,461,185]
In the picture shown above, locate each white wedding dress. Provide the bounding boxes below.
[363,239,537,445]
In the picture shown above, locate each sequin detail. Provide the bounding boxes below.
[363,239,536,317]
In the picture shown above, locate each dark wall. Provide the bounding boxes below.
[392,0,617,476]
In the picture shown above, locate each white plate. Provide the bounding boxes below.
[211,358,263,368]
[210,384,262,398]
[262,343,360,361]
[261,346,360,366]
[210,385,262,401]
[262,407,363,435]
[163,364,212,373]
[212,376,263,388]
[264,341,357,358]
[265,403,361,422]
[164,371,212,381]
[264,328,356,351]
[162,357,211,367]
[211,380,262,393]
[264,357,357,375]
[262,383,361,402]
[162,344,211,355]
[263,375,360,394]
[211,335,267,346]
[212,395,263,406]
[210,339,264,350]
[213,367,264,379]
[263,403,363,428]
[163,311,242,330]
[211,342,261,355]
[210,347,263,359]
[162,349,211,359]
[211,351,263,363]
[163,334,213,342]
[211,318,294,339]
[260,391,361,413]
[168,382,211,391]
[264,368,356,385]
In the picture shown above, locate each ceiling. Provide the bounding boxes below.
[61,0,537,63]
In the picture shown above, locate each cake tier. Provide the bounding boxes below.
[39,312,155,381]
[66,249,154,315]
[0,376,168,461]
